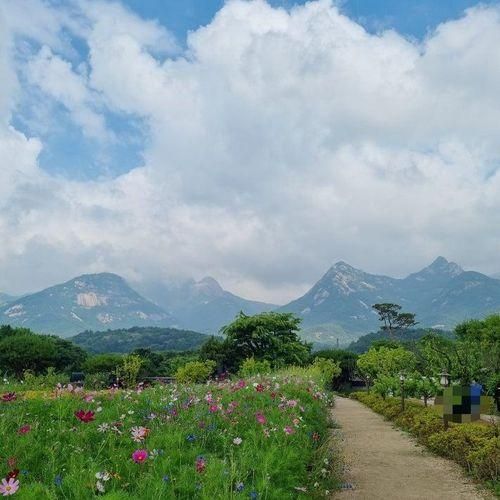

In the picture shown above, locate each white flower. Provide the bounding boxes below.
[96,406,103,412]
[95,472,110,481]
[233,437,242,445]
[97,423,110,433]
[96,480,105,493]
[131,426,149,442]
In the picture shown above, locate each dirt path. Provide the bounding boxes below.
[331,397,493,500]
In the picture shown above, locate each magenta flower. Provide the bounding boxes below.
[132,449,148,464]
[208,404,219,413]
[0,478,19,496]
[255,412,266,425]
[17,425,31,436]
[284,426,294,435]
[74,410,95,423]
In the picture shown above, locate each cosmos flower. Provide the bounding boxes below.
[0,478,19,496]
[130,426,150,442]
[74,410,95,423]
[195,456,206,474]
[17,425,31,435]
[1,393,16,403]
[255,412,266,425]
[233,437,242,445]
[132,449,148,464]
[284,426,294,435]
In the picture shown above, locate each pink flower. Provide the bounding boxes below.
[130,426,150,442]
[17,425,31,436]
[284,426,294,435]
[236,380,246,389]
[0,478,19,496]
[255,412,266,425]
[208,404,219,413]
[132,449,148,464]
[287,400,298,408]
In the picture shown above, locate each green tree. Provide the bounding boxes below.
[357,346,416,381]
[83,353,123,374]
[455,315,500,395]
[417,333,482,386]
[372,303,418,338]
[0,330,86,377]
[175,360,216,384]
[312,349,358,390]
[220,312,311,369]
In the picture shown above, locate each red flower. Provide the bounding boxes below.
[255,384,264,392]
[6,469,19,480]
[1,392,16,402]
[74,410,95,423]
[18,425,31,435]
[196,456,206,474]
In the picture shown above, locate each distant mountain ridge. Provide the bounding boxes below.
[140,276,276,334]
[278,256,500,342]
[2,257,499,344]
[0,273,175,337]
[0,292,17,306]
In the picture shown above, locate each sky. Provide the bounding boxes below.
[1,0,500,304]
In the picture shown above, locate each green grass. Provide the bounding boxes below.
[0,372,338,498]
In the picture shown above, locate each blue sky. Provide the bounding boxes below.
[13,0,495,180]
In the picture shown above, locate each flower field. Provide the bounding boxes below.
[0,371,336,498]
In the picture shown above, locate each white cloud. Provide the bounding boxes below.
[1,0,500,303]
[26,45,110,140]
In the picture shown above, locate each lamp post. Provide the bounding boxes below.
[440,370,450,388]
[399,373,406,411]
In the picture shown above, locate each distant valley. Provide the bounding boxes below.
[1,257,500,344]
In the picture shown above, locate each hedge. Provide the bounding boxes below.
[350,392,499,492]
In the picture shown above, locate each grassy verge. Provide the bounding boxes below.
[350,392,499,496]
[0,371,339,498]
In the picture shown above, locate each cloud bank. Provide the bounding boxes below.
[1,0,500,303]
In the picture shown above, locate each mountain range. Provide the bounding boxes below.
[278,257,500,343]
[0,273,173,337]
[1,257,500,343]
[138,277,275,334]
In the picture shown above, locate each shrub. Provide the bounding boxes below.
[22,367,70,389]
[311,358,341,389]
[175,360,216,384]
[238,358,271,377]
[118,354,143,388]
[351,392,499,484]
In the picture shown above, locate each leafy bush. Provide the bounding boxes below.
[118,354,143,388]
[239,358,271,377]
[351,392,499,485]
[311,358,341,390]
[22,368,69,389]
[175,360,216,384]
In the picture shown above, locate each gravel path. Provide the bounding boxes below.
[331,397,493,500]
